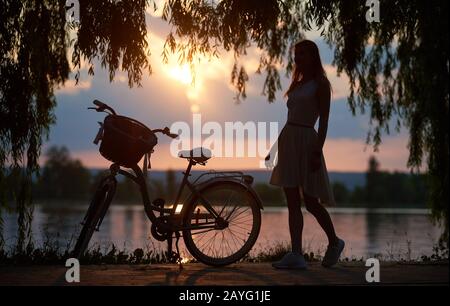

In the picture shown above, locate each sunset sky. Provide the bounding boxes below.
[46,5,415,173]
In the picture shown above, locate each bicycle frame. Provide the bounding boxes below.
[107,157,254,233]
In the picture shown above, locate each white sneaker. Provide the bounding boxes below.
[272,252,307,270]
[322,238,345,267]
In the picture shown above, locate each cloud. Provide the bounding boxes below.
[323,64,351,100]
[146,0,166,18]
[55,79,92,95]
[110,73,129,84]
[323,134,423,172]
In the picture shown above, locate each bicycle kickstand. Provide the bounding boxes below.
[166,232,183,270]
[175,231,183,271]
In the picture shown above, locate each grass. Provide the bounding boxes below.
[1,237,448,266]
[1,225,448,266]
[0,243,174,266]
[244,241,322,263]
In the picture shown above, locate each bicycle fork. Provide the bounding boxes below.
[81,170,117,232]
[80,186,114,232]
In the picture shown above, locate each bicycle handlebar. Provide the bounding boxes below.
[152,127,179,139]
[89,100,179,139]
[88,99,117,115]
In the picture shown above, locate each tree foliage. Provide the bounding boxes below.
[0,0,150,249]
[72,0,151,87]
[34,146,91,199]
[1,0,448,246]
[0,0,70,250]
[161,0,449,243]
[305,0,448,241]
[161,0,306,102]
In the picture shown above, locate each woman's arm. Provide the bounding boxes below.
[316,78,331,151]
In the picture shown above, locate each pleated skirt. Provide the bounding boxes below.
[269,124,336,206]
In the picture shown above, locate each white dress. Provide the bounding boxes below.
[269,79,336,206]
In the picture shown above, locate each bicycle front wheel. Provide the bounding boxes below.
[72,176,116,259]
[182,181,261,266]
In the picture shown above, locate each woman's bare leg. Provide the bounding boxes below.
[283,187,303,253]
[303,192,338,246]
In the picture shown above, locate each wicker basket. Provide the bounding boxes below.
[99,115,157,167]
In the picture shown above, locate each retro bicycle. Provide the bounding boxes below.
[72,100,263,266]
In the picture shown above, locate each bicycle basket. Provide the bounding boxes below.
[99,115,157,167]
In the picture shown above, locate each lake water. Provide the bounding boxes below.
[2,204,443,260]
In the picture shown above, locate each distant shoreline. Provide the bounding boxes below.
[28,202,432,214]
[85,168,409,191]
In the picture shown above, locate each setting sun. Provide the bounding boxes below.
[165,61,203,109]
[167,64,193,85]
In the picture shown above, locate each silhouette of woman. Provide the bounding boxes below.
[268,40,344,269]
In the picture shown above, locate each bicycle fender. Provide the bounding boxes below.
[183,177,264,213]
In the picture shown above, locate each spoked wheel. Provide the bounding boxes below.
[72,176,116,259]
[182,181,261,266]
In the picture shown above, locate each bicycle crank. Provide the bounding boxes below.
[150,216,171,241]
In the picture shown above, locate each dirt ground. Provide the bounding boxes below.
[0,261,448,286]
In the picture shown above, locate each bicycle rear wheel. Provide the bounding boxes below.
[72,176,116,259]
[182,181,261,266]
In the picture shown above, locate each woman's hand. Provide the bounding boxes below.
[309,150,322,172]
[264,137,279,169]
[265,153,275,169]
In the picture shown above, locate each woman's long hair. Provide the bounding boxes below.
[285,40,331,97]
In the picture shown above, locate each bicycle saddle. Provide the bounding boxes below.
[178,147,212,164]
